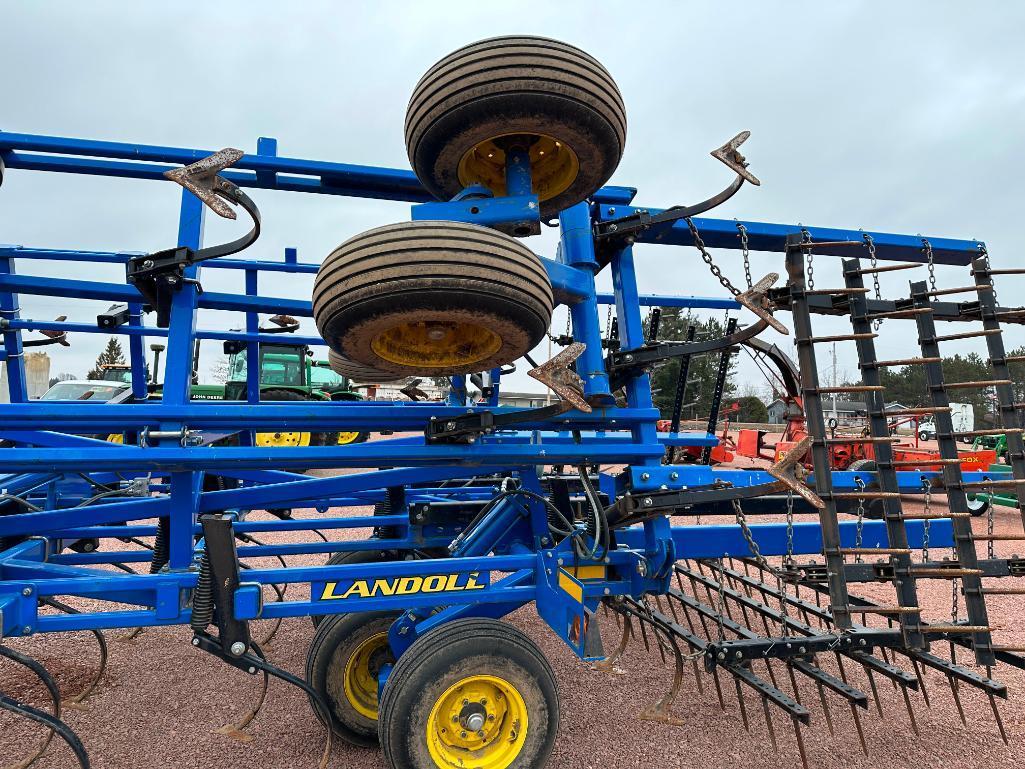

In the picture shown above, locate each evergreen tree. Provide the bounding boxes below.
[86,337,126,380]
[645,308,738,421]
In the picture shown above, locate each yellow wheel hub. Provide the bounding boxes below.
[343,631,391,720]
[371,321,502,369]
[336,431,362,445]
[106,433,124,444]
[255,430,312,448]
[427,675,528,769]
[458,133,579,202]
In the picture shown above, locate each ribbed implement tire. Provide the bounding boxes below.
[327,349,404,384]
[379,618,559,769]
[313,220,554,377]
[406,35,626,218]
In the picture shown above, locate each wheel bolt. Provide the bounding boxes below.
[460,731,467,739]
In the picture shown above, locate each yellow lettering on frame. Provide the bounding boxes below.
[397,576,423,594]
[422,575,447,592]
[371,579,399,597]
[341,580,371,599]
[464,572,486,590]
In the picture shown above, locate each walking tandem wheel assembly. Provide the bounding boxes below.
[3,35,1025,769]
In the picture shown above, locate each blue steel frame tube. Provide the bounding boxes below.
[558,203,613,404]
[0,256,28,402]
[163,189,206,570]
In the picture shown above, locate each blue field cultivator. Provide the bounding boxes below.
[2,35,1025,769]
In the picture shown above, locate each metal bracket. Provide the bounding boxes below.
[736,273,789,334]
[20,316,71,348]
[766,436,824,509]
[128,149,261,327]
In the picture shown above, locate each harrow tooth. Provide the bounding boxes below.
[948,675,968,726]
[850,701,869,755]
[792,715,811,769]
[817,682,834,735]
[734,678,751,732]
[901,685,921,736]
[861,664,884,718]
[762,696,779,752]
[990,693,1010,745]
[910,658,931,707]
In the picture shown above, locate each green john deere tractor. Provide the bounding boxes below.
[203,341,368,447]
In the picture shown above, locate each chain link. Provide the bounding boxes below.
[982,246,999,307]
[605,304,613,341]
[805,250,815,292]
[987,480,996,559]
[854,477,866,563]
[864,234,882,330]
[736,220,753,290]
[687,218,741,297]
[921,479,932,562]
[922,239,937,296]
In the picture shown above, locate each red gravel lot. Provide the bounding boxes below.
[3,460,1025,769]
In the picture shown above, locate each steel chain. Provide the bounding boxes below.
[687,218,741,297]
[982,247,999,306]
[736,220,753,289]
[987,481,996,559]
[921,479,932,562]
[854,477,867,563]
[805,250,815,292]
[922,239,937,296]
[864,234,882,330]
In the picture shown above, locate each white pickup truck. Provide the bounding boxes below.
[917,402,974,443]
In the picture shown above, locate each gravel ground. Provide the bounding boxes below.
[4,454,1025,769]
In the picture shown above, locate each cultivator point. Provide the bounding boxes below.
[2,33,1025,769]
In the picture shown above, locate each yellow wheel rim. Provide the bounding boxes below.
[371,321,502,369]
[336,431,362,445]
[255,431,312,448]
[458,132,580,202]
[342,631,391,720]
[426,675,528,769]
[106,433,124,444]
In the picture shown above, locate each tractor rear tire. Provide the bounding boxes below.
[379,618,559,769]
[307,610,398,746]
[406,35,626,219]
[314,221,553,377]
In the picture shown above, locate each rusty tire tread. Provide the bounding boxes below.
[314,221,553,376]
[405,35,626,216]
[327,349,405,384]
[379,618,559,769]
[314,223,551,308]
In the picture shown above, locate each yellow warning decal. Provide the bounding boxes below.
[319,572,486,601]
[558,570,584,603]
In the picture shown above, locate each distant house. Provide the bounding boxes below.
[767,397,908,425]
[498,391,553,408]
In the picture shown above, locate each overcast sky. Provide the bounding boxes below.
[2,1,1023,398]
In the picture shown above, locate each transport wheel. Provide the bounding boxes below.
[336,430,369,445]
[314,221,554,377]
[406,35,626,219]
[307,610,399,746]
[379,618,559,769]
[328,349,405,384]
[918,430,929,442]
[255,389,312,447]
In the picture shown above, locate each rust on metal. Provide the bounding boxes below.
[164,147,245,219]
[710,131,761,186]
[766,436,824,509]
[736,273,789,334]
[528,342,592,413]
